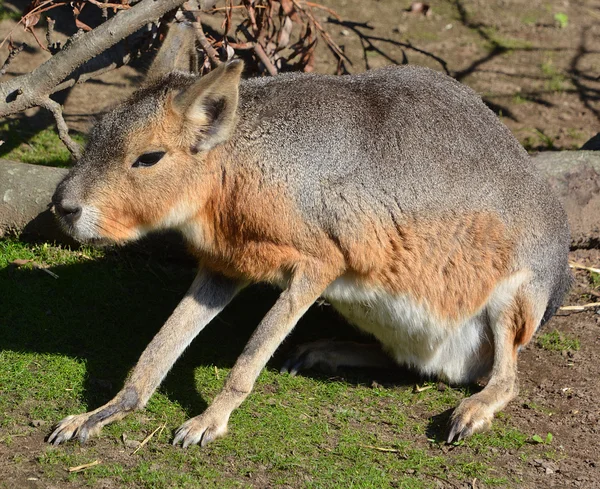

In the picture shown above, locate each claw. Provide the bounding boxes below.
[173,413,228,448]
[447,396,494,444]
[288,361,303,376]
[279,360,292,375]
[447,425,457,444]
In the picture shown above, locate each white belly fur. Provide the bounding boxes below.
[323,276,497,384]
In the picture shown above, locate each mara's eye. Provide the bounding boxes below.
[132,151,166,168]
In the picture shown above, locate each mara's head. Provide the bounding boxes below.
[52,26,243,244]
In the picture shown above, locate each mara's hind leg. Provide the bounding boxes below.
[281,340,396,376]
[448,288,540,442]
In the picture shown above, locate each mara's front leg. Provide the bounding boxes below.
[173,263,336,448]
[47,269,240,445]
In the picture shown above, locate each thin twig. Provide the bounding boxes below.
[132,422,166,455]
[41,98,82,159]
[32,262,59,279]
[240,26,278,75]
[359,444,408,455]
[68,460,101,473]
[293,0,349,63]
[0,0,67,51]
[423,472,461,489]
[184,8,222,66]
[0,43,25,77]
[253,41,278,75]
[304,2,342,21]
[559,302,600,312]
[46,17,58,52]
[87,0,131,10]
[569,262,600,274]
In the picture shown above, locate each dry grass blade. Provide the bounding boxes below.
[132,422,167,455]
[569,262,600,274]
[359,444,408,456]
[560,302,600,312]
[68,460,101,473]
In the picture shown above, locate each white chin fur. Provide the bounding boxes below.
[66,206,102,241]
[65,205,139,244]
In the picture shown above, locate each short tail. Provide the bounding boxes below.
[540,265,573,327]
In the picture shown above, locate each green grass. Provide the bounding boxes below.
[520,128,557,152]
[0,238,560,487]
[536,330,580,352]
[590,271,600,288]
[482,28,533,54]
[0,120,85,167]
[0,1,21,21]
[541,59,567,93]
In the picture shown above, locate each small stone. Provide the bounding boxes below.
[406,469,415,474]
[341,29,350,36]
[540,460,559,473]
[30,420,45,427]
[124,439,141,449]
[436,382,447,392]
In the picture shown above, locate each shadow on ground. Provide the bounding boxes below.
[0,243,430,432]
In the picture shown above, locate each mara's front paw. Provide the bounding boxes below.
[47,413,102,445]
[447,396,494,443]
[173,411,229,448]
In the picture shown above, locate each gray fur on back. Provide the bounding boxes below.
[232,65,571,321]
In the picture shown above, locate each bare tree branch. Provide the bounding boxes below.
[1,0,352,159]
[252,41,278,76]
[45,17,60,53]
[51,38,141,94]
[41,98,82,159]
[0,43,26,77]
[194,18,222,66]
[240,26,278,76]
[0,0,188,119]
[179,3,222,66]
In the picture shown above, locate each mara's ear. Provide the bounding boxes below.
[147,22,198,82]
[173,60,244,153]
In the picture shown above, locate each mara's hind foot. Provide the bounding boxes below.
[447,387,516,442]
[447,282,540,443]
[280,340,396,376]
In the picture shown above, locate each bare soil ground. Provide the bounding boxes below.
[1,0,600,488]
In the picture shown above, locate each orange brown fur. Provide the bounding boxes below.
[510,293,537,352]
[336,212,515,322]
[92,103,219,240]
[193,151,346,283]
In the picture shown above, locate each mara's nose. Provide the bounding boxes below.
[52,191,82,225]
